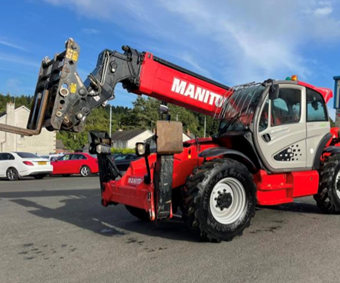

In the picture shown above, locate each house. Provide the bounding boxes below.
[0,103,56,154]
[111,129,154,149]
[111,128,192,150]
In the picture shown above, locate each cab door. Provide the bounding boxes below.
[255,84,307,172]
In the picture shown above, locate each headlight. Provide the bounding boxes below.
[136,143,146,156]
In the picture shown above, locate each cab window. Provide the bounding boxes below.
[306,89,328,122]
[271,88,301,126]
[259,99,269,132]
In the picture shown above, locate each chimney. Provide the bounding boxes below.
[6,102,15,126]
[186,128,191,137]
[5,102,16,152]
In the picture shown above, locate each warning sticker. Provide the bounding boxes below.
[66,49,78,62]
[70,83,77,94]
[66,49,73,59]
[72,51,79,62]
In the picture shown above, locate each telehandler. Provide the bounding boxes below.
[1,39,340,242]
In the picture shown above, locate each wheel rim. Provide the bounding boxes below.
[7,169,16,180]
[209,177,247,225]
[335,171,340,199]
[81,167,89,176]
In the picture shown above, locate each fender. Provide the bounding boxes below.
[323,145,340,154]
[199,147,258,173]
[313,133,333,169]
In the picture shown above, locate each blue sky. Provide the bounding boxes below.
[1,0,340,118]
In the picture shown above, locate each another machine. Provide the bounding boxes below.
[1,39,340,242]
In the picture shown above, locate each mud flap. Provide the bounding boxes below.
[154,121,183,220]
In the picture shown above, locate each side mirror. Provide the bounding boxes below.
[135,143,150,157]
[269,85,280,100]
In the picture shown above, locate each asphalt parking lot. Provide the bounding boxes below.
[1,176,340,283]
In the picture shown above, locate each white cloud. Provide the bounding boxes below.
[43,0,340,86]
[313,6,333,16]
[0,53,40,68]
[0,39,27,52]
[82,28,100,35]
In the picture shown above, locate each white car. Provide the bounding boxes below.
[0,152,53,181]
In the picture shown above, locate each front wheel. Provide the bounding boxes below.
[182,159,256,242]
[80,166,91,177]
[6,168,19,181]
[314,154,340,213]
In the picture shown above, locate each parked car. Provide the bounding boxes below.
[40,153,64,162]
[111,153,123,159]
[112,154,142,171]
[0,152,53,181]
[51,153,98,177]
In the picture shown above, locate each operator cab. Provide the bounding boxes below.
[216,77,331,173]
[255,78,330,172]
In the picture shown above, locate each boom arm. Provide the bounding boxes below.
[0,39,230,135]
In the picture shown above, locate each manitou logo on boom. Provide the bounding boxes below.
[171,78,224,107]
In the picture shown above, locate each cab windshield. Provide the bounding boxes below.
[218,84,265,134]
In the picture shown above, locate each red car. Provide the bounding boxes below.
[51,153,98,177]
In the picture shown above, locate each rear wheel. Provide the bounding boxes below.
[181,159,256,242]
[125,205,150,221]
[6,168,19,181]
[80,166,91,177]
[314,154,340,213]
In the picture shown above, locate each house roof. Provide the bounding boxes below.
[0,105,30,120]
[111,129,148,141]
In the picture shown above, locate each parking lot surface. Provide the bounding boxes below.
[1,176,340,283]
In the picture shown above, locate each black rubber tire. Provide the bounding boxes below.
[181,158,256,242]
[314,154,340,214]
[6,167,19,181]
[34,174,46,180]
[62,174,70,177]
[80,166,91,177]
[125,205,150,221]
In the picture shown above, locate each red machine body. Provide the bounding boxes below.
[95,49,335,218]
[103,140,324,217]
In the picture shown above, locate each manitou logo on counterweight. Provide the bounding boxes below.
[171,78,224,107]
